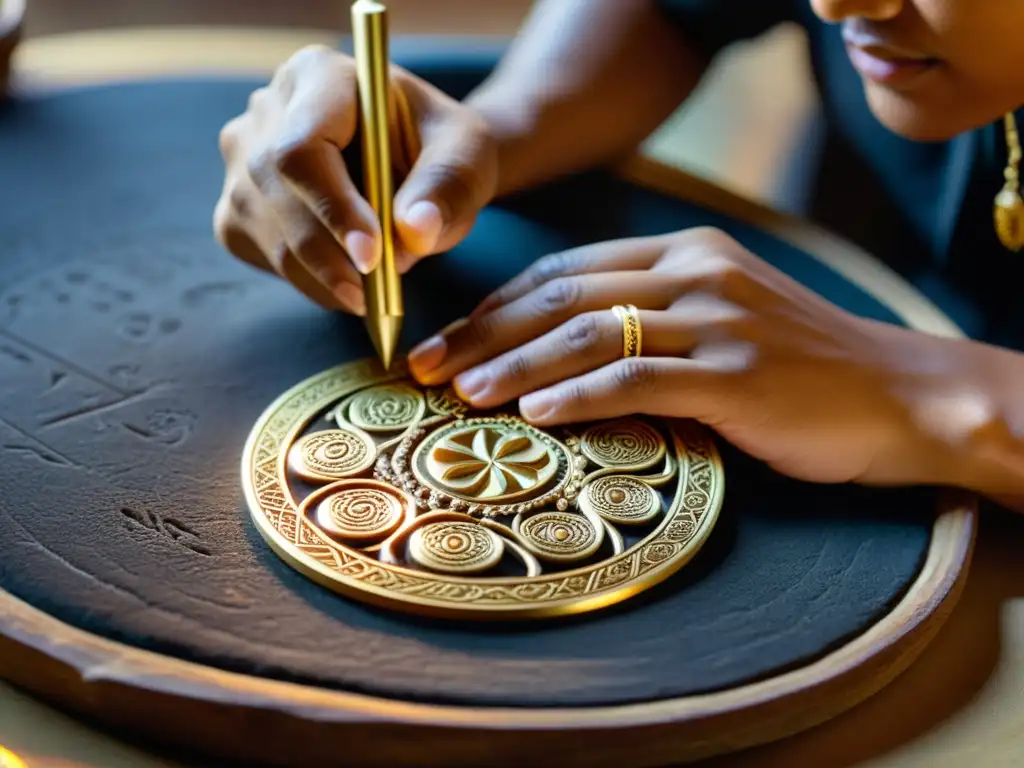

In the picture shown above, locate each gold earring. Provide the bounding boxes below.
[995,111,1024,252]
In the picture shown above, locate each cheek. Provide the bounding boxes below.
[922,2,1024,108]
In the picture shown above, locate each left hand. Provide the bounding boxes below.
[408,227,977,486]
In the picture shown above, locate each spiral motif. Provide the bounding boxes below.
[579,475,661,525]
[517,511,602,563]
[427,387,468,418]
[348,383,423,432]
[288,429,375,481]
[408,522,503,575]
[579,418,665,470]
[313,484,405,543]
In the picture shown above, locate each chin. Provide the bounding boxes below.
[862,83,974,143]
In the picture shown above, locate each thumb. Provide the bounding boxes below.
[393,119,496,270]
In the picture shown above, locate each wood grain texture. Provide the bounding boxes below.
[0,28,978,768]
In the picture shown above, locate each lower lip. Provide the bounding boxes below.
[846,45,939,87]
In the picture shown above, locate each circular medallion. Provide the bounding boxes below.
[408,521,504,575]
[345,383,424,432]
[242,359,724,619]
[287,428,376,482]
[579,475,661,525]
[301,480,408,544]
[579,418,665,470]
[515,511,603,563]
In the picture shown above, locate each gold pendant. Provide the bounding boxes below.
[242,358,724,620]
[995,186,1024,252]
[997,111,1023,252]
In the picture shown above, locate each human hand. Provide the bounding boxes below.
[214,45,498,313]
[408,227,979,487]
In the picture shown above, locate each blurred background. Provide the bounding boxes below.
[15,0,818,212]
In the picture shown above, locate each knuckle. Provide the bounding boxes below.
[694,225,733,245]
[218,118,241,158]
[289,225,323,261]
[529,252,574,288]
[723,309,760,341]
[290,43,335,68]
[675,225,735,251]
[537,277,581,314]
[562,381,592,409]
[562,313,602,352]
[270,134,313,179]
[420,161,478,217]
[613,358,658,393]
[501,352,531,381]
[227,185,252,220]
[464,313,497,347]
[709,256,745,285]
[245,146,276,190]
[276,44,334,90]
[246,87,267,113]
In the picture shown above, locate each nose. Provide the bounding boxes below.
[810,0,904,22]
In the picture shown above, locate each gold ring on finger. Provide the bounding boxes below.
[611,304,642,358]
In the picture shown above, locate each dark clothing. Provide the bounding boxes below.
[659,0,1024,348]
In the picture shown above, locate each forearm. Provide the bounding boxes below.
[463,0,707,197]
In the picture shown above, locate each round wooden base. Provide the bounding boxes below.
[0,30,975,768]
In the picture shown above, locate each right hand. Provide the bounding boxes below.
[214,45,499,314]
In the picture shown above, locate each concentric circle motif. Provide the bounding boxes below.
[346,383,423,432]
[579,476,661,525]
[287,428,375,482]
[308,481,406,543]
[579,418,665,471]
[242,358,724,619]
[516,512,602,563]
[407,521,504,575]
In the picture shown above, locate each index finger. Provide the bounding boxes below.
[471,236,669,319]
[271,48,383,273]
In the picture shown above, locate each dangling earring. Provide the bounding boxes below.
[995,111,1024,252]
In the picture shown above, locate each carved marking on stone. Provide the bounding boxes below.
[120,506,211,557]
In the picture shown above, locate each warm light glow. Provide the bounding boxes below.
[0,747,28,768]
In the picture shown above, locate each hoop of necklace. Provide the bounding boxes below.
[995,110,1024,252]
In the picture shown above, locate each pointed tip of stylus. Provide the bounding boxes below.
[366,314,402,371]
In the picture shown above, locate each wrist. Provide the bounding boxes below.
[905,334,1024,497]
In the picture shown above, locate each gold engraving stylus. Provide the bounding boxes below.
[352,0,402,369]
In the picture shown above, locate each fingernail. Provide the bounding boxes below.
[401,200,444,252]
[409,335,446,378]
[455,368,488,401]
[520,391,556,422]
[345,231,378,274]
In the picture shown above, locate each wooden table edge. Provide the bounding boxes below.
[0,27,979,767]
